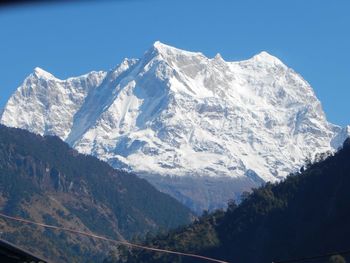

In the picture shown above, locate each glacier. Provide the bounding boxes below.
[1,41,349,212]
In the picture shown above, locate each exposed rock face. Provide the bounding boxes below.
[1,42,349,212]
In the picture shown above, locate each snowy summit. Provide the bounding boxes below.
[1,41,349,210]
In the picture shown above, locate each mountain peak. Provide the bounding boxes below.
[150,40,177,55]
[214,53,224,61]
[153,40,170,49]
[1,42,348,212]
[33,67,55,79]
[149,41,204,59]
[251,51,285,66]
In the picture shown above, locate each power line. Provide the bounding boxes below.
[273,249,350,263]
[0,212,229,263]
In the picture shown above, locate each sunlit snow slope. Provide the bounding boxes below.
[1,42,349,211]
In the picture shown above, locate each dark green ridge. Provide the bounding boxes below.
[0,124,194,262]
[112,138,350,263]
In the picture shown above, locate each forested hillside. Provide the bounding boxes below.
[0,125,193,262]
[112,138,350,263]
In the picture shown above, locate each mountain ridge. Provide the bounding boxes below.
[0,124,193,261]
[111,137,350,263]
[1,41,349,211]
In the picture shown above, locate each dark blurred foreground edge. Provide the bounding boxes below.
[0,238,47,262]
[0,0,122,7]
[0,0,72,6]
[0,0,48,6]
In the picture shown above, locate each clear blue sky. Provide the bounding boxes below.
[0,0,349,126]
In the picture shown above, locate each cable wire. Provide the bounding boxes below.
[273,249,350,263]
[0,212,229,263]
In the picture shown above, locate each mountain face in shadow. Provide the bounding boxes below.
[0,125,193,262]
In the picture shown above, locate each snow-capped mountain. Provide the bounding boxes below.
[1,41,348,212]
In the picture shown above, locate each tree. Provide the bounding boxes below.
[227,199,237,212]
[329,255,346,263]
[240,191,250,202]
